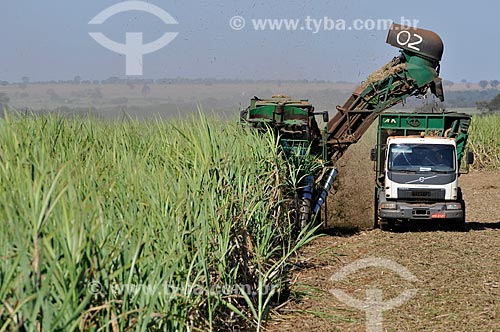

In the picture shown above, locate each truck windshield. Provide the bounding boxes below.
[388,144,455,172]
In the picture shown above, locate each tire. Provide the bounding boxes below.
[453,189,467,231]
[453,219,466,232]
[454,201,466,231]
[373,188,380,229]
[380,219,393,232]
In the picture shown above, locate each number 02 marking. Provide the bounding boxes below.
[396,30,423,51]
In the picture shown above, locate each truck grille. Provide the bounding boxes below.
[397,188,445,201]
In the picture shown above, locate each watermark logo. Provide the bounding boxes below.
[330,257,418,332]
[229,16,419,33]
[88,281,102,295]
[229,16,246,31]
[89,1,179,76]
[86,280,277,298]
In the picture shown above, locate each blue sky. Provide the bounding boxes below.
[0,0,496,82]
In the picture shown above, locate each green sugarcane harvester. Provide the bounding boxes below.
[240,23,472,229]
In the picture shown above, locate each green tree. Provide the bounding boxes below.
[476,92,500,113]
[490,80,499,89]
[487,94,500,111]
[479,80,489,89]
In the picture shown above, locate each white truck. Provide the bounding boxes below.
[372,112,474,230]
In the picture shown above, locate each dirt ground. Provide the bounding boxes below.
[267,170,500,332]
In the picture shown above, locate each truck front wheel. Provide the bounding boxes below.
[379,218,394,231]
[452,189,467,231]
[453,204,466,231]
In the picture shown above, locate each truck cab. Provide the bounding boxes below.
[373,112,473,230]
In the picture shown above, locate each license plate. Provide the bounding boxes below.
[431,213,446,219]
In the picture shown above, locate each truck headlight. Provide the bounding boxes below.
[445,203,462,210]
[381,202,397,210]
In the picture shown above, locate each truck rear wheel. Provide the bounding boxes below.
[373,189,380,229]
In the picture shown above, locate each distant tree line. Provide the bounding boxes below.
[2,77,500,88]
[479,80,500,89]
[477,92,500,113]
[0,77,342,86]
[444,89,500,108]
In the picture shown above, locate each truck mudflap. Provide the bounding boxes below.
[379,201,463,221]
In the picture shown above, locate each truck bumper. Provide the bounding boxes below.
[380,201,463,221]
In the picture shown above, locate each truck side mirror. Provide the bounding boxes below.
[466,151,474,165]
[322,112,329,123]
[370,148,377,161]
